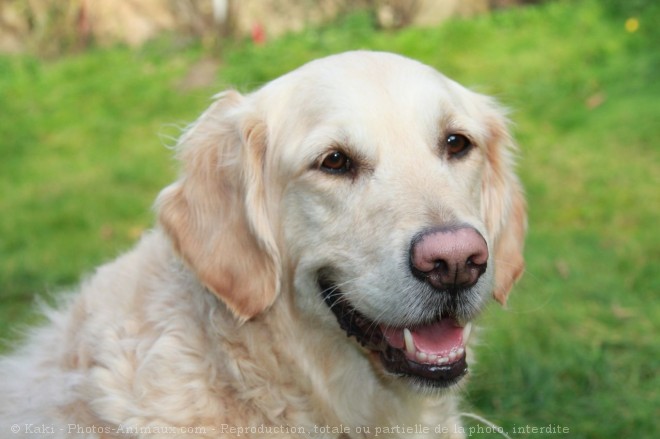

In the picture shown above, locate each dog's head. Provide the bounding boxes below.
[157,51,526,389]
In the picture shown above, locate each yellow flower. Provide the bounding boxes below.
[625,17,639,33]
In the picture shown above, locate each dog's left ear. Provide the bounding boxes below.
[480,101,527,305]
[156,91,280,321]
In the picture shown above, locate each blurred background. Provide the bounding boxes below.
[0,0,658,437]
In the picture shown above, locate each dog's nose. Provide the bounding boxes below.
[410,226,488,291]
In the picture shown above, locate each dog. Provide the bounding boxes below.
[0,51,526,438]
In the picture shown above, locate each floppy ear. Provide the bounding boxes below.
[481,103,527,305]
[156,91,280,321]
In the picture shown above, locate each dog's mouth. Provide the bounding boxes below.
[319,278,472,388]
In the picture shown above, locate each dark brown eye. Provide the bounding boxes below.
[446,134,472,158]
[321,151,352,174]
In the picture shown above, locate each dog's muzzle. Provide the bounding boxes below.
[317,226,489,387]
[319,278,474,388]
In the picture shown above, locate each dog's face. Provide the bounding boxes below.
[158,51,526,390]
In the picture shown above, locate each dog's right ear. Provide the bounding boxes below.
[156,91,280,322]
[480,98,527,306]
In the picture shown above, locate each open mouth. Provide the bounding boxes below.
[319,278,472,388]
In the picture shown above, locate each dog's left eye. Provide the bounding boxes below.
[320,151,353,174]
[446,134,473,159]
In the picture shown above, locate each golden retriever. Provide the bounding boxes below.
[0,51,526,438]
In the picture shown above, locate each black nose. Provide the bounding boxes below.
[410,226,488,292]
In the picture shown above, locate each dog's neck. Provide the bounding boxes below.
[199,286,463,436]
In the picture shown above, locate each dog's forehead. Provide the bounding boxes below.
[257,52,492,173]
[286,52,460,115]
[260,52,485,137]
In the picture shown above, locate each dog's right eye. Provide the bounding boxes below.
[446,134,473,159]
[320,151,353,175]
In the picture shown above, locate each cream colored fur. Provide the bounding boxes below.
[0,51,525,438]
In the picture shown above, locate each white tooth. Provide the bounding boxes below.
[403,328,415,355]
[448,351,457,362]
[462,322,473,344]
[428,354,438,362]
[416,352,428,362]
[437,356,448,365]
[457,347,465,357]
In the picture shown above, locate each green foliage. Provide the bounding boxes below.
[1,0,657,436]
[0,44,214,328]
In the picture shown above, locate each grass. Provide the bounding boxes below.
[1,0,658,437]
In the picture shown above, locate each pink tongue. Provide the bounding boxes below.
[411,319,464,354]
[381,319,464,355]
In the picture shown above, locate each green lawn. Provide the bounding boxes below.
[1,0,658,437]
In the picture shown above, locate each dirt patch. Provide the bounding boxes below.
[177,58,220,91]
